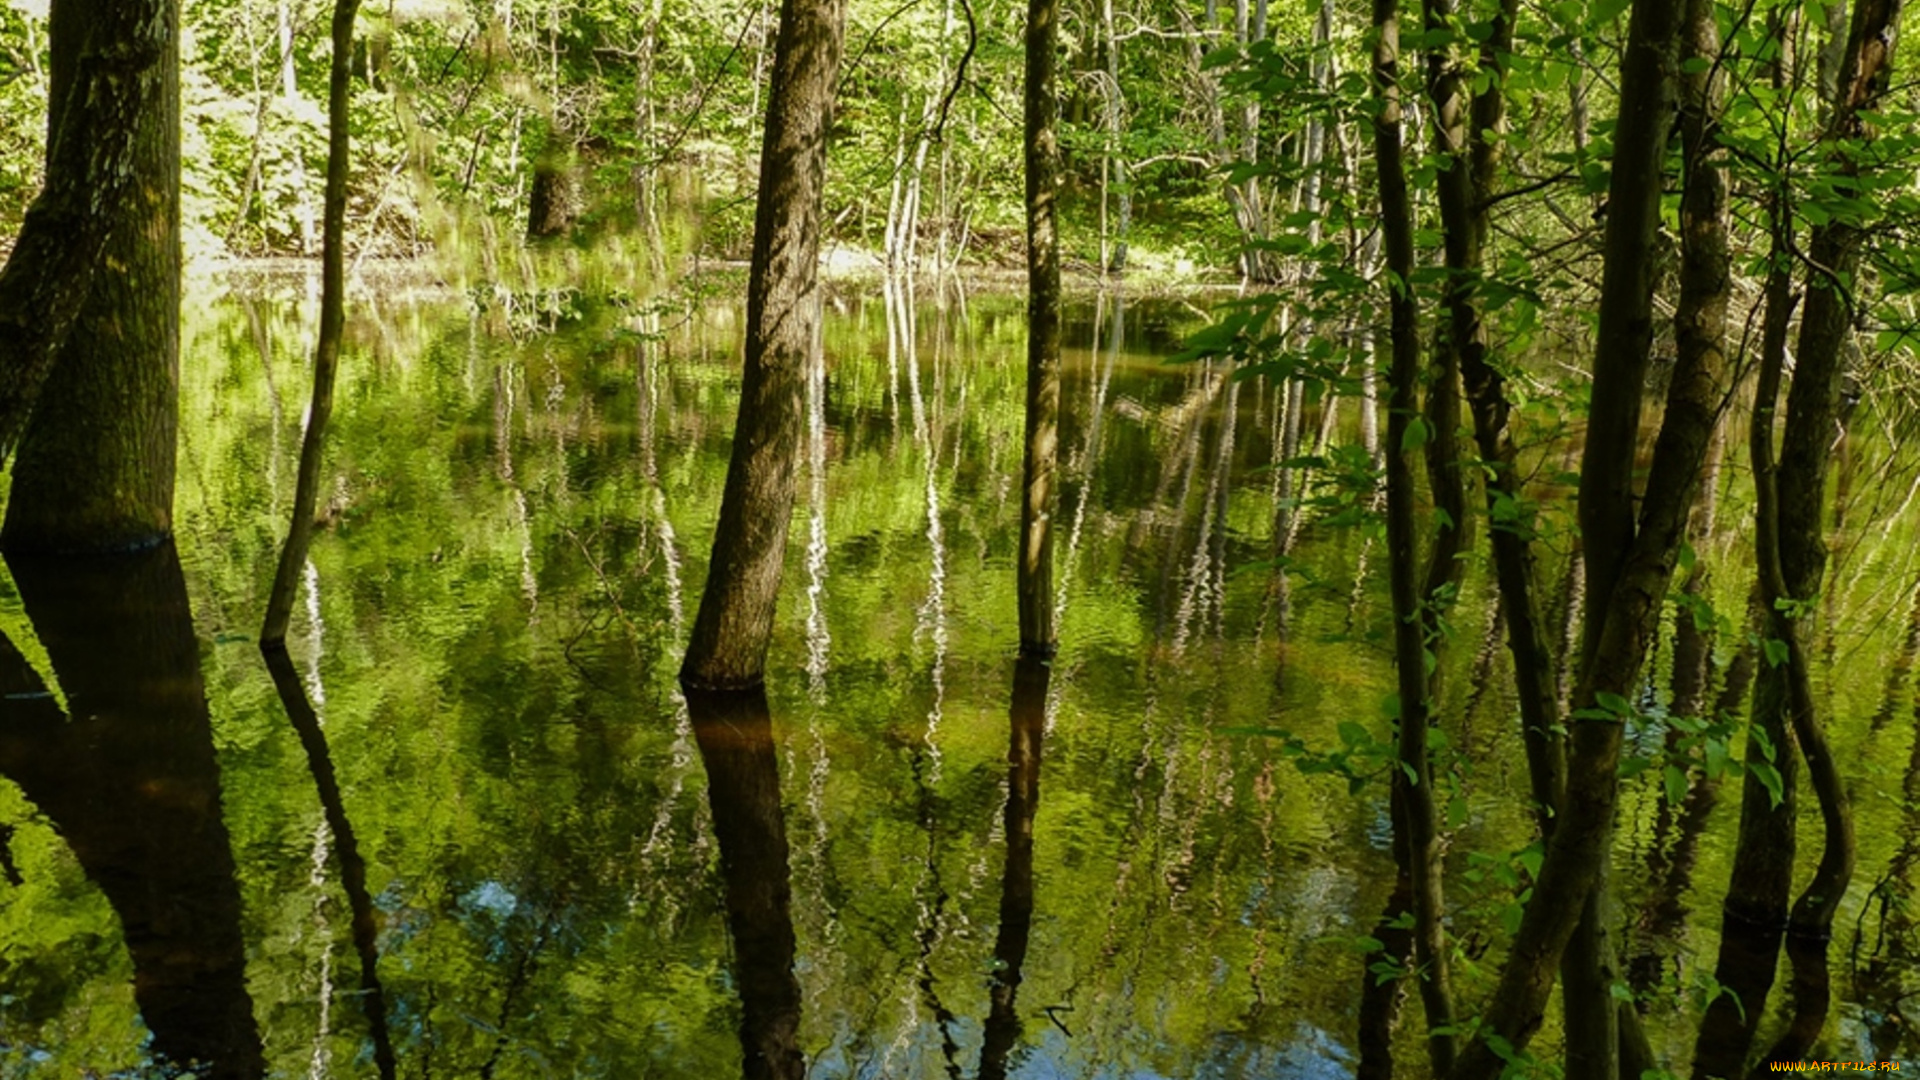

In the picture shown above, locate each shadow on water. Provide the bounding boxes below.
[686,685,805,1080]
[260,644,398,1080]
[0,542,263,1077]
[980,654,1050,1080]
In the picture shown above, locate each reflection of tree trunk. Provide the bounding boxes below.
[262,646,398,1080]
[980,656,1050,1080]
[687,687,805,1080]
[0,544,263,1077]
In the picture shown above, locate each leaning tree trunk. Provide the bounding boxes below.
[682,0,848,689]
[1449,2,1695,1077]
[261,0,362,645]
[0,0,179,553]
[1016,0,1061,656]
[1758,0,1899,1063]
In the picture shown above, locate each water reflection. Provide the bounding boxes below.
[261,644,398,1080]
[0,544,263,1077]
[687,686,805,1080]
[981,655,1050,1080]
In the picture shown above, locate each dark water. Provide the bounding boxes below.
[0,274,1915,1077]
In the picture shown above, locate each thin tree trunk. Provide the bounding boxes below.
[259,0,361,643]
[1758,1,1898,1061]
[1450,2,1693,1076]
[1370,0,1458,1068]
[682,0,848,688]
[1017,0,1061,655]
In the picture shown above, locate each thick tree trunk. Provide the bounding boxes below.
[1449,3,1691,1077]
[1017,0,1061,655]
[682,0,847,689]
[0,544,263,1077]
[980,655,1050,1080]
[0,0,178,553]
[260,0,361,644]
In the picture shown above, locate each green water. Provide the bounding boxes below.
[0,273,1915,1077]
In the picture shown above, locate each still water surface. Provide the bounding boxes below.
[0,275,1914,1077]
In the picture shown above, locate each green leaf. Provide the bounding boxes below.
[1762,637,1789,668]
[1750,761,1785,808]
[1402,415,1431,451]
[1338,720,1372,748]
[1662,764,1688,806]
[1595,691,1633,718]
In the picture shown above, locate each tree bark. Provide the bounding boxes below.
[1448,3,1691,1077]
[260,0,361,644]
[682,0,847,689]
[0,0,178,553]
[1017,0,1060,655]
[1371,0,1459,1070]
[1757,0,1898,1062]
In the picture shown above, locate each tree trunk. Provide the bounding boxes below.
[1370,0,1459,1069]
[526,141,581,239]
[980,655,1050,1080]
[1017,0,1061,655]
[1449,2,1692,1076]
[0,0,178,553]
[687,687,806,1080]
[1757,0,1897,1062]
[260,0,361,644]
[682,0,847,689]
[0,544,264,1077]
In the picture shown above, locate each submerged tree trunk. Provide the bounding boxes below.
[682,0,848,689]
[260,0,362,644]
[1017,0,1061,655]
[687,687,805,1080]
[980,655,1050,1080]
[0,0,179,553]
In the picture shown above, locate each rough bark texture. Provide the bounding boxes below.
[0,0,179,553]
[0,0,170,469]
[260,0,361,643]
[687,687,806,1080]
[1449,3,1689,1077]
[1017,0,1061,656]
[0,545,263,1077]
[980,655,1050,1080]
[262,646,397,1080]
[681,0,846,689]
